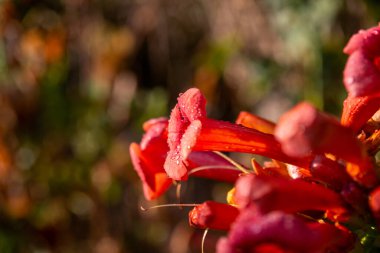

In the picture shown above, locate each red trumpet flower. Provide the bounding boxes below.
[275,102,378,188]
[164,88,309,180]
[130,118,242,200]
[131,23,380,253]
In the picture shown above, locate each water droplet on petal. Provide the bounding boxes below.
[345,77,354,84]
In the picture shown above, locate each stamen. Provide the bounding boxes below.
[175,181,182,204]
[201,228,209,253]
[251,158,260,175]
[296,212,319,222]
[213,151,251,174]
[188,165,241,175]
[140,203,199,211]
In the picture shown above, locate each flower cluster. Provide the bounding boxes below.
[130,24,380,252]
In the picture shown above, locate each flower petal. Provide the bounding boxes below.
[344,25,380,55]
[129,143,172,200]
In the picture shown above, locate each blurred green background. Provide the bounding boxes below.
[0,0,380,252]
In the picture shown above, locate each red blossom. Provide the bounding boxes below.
[130,118,241,200]
[275,102,378,188]
[164,88,309,180]
[131,23,380,253]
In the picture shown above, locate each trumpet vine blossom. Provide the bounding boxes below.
[130,24,380,252]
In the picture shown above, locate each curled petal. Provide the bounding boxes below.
[142,117,168,131]
[344,25,380,55]
[189,201,239,231]
[275,102,378,188]
[275,102,365,162]
[129,143,172,200]
[140,118,168,151]
[167,88,206,151]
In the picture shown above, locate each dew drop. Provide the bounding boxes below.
[345,77,354,84]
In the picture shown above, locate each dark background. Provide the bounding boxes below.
[0,0,379,252]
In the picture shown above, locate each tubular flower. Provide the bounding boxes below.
[130,118,242,200]
[131,24,380,253]
[217,209,354,253]
[274,102,378,188]
[164,88,309,180]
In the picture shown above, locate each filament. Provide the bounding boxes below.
[201,228,209,253]
[213,151,251,174]
[175,181,182,204]
[188,165,241,175]
[140,203,199,211]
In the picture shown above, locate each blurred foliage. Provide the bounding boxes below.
[0,0,379,252]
